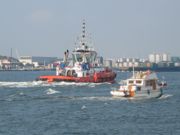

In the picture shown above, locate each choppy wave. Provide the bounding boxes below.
[3,93,170,102]
[81,105,87,110]
[46,88,60,95]
[0,81,109,88]
[2,95,126,102]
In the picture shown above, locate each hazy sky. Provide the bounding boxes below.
[0,0,179,58]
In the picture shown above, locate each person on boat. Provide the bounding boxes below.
[81,63,90,70]
[63,49,69,63]
[56,65,60,76]
[64,51,67,62]
[66,49,69,58]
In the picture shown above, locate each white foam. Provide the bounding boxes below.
[104,102,108,105]
[79,96,126,101]
[0,81,109,88]
[158,94,173,99]
[46,88,60,95]
[88,83,96,87]
[52,82,89,86]
[19,92,24,96]
[0,81,46,88]
[81,105,87,110]
[6,98,13,102]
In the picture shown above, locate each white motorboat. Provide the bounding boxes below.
[110,70,165,98]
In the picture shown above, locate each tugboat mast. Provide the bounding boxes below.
[81,20,86,46]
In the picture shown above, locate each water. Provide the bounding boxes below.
[0,71,179,135]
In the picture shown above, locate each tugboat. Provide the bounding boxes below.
[37,21,116,83]
[110,70,165,98]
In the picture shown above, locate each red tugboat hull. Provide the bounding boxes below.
[37,71,116,83]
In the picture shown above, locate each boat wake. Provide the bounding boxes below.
[0,81,110,88]
[76,96,126,101]
[3,90,126,102]
[0,81,49,88]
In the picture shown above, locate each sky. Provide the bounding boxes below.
[0,0,179,59]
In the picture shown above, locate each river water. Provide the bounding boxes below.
[0,71,179,135]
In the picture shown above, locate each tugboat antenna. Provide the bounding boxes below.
[82,20,86,46]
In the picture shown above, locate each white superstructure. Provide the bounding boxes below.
[148,53,171,63]
[19,56,32,65]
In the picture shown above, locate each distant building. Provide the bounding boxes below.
[0,56,21,70]
[162,53,171,62]
[148,53,171,63]
[157,62,168,68]
[155,54,162,63]
[148,54,155,63]
[117,58,125,63]
[103,59,112,68]
[171,56,180,62]
[113,57,141,69]
[0,58,11,70]
[149,53,161,63]
[32,62,39,67]
[171,56,180,67]
[174,62,180,67]
[32,56,58,66]
[19,56,32,65]
[96,56,103,66]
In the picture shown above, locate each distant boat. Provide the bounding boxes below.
[37,21,116,83]
[110,70,166,98]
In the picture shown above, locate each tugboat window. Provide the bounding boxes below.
[136,80,142,84]
[72,70,77,77]
[67,70,72,76]
[129,80,134,84]
[75,53,83,62]
[137,87,141,91]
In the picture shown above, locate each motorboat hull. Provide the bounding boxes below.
[37,71,116,83]
[110,89,163,98]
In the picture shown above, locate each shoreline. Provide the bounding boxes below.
[1,67,180,72]
[117,67,180,72]
[0,69,55,72]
